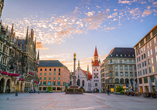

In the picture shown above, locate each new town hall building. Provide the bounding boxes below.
[0,0,39,93]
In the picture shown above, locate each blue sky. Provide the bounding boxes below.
[2,0,157,72]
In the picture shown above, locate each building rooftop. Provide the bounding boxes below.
[39,60,69,71]
[39,60,64,67]
[108,47,135,58]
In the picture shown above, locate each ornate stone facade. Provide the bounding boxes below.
[0,0,39,93]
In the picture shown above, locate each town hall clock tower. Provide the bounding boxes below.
[91,46,101,92]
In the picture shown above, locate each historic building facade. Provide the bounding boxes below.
[70,47,101,92]
[0,0,39,93]
[101,47,137,92]
[38,60,70,92]
[91,47,101,92]
[134,25,157,94]
[70,61,92,92]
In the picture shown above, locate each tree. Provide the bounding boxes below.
[47,86,53,93]
[79,86,85,92]
[116,85,124,92]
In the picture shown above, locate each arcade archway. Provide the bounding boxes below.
[0,78,5,93]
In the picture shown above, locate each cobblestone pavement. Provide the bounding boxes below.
[0,93,157,110]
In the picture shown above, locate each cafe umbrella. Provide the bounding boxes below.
[136,80,139,92]
[154,77,157,92]
[149,77,153,92]
[133,80,135,92]
[129,80,131,92]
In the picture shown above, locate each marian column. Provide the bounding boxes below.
[73,53,76,86]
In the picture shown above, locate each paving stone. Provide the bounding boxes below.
[0,93,157,110]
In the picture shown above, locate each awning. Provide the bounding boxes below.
[2,71,8,75]
[19,78,25,81]
[12,74,20,76]
[29,72,34,75]
[8,73,13,76]
[34,81,39,83]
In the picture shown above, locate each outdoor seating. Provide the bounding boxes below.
[143,92,157,98]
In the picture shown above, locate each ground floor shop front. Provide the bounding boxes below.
[39,86,65,92]
[0,75,39,93]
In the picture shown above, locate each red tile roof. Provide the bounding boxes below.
[82,70,92,80]
[92,60,99,66]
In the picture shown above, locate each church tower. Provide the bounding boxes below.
[0,0,4,18]
[91,46,101,92]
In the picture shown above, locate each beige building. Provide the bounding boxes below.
[38,60,70,92]
[101,47,137,92]
[134,25,157,94]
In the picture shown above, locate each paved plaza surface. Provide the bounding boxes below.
[0,93,157,110]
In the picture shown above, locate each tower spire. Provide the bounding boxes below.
[92,46,99,66]
[37,50,39,60]
[94,45,98,56]
[31,28,34,40]
[87,65,89,80]
[78,60,80,68]
[25,26,29,44]
[11,23,14,34]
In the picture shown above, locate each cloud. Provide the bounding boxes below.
[129,8,140,16]
[118,0,132,5]
[36,42,48,49]
[114,9,117,11]
[147,6,151,9]
[113,18,118,21]
[74,7,79,13]
[108,12,118,19]
[96,5,101,8]
[153,2,157,4]
[104,27,116,30]
[88,23,100,30]
[140,19,144,22]
[142,10,152,17]
[138,0,147,4]
[85,11,95,17]
[84,13,107,29]
[40,53,71,61]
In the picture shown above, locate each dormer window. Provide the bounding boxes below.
[110,54,112,57]
[120,54,122,57]
[116,54,118,57]
[128,54,130,57]
[124,54,126,57]
[132,54,134,57]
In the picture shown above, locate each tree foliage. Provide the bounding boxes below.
[79,87,85,92]
[116,85,124,92]
[47,86,53,93]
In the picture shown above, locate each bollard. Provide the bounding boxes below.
[15,92,18,96]
[38,91,40,94]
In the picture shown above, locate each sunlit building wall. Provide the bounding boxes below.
[38,60,70,92]
[101,47,137,92]
[134,25,157,94]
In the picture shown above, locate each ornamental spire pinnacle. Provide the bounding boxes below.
[94,45,98,56]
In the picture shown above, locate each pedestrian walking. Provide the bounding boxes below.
[8,89,10,93]
[109,90,110,96]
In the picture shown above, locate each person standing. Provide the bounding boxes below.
[109,90,110,95]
